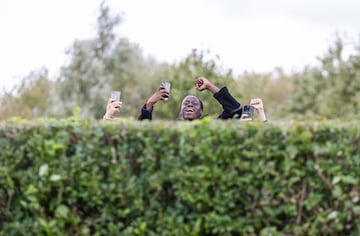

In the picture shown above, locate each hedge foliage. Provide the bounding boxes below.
[1,118,360,236]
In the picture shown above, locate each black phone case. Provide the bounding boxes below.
[243,105,254,118]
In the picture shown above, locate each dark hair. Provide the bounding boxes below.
[198,98,204,111]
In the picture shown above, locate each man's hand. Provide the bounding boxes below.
[195,77,209,91]
[250,98,264,111]
[146,85,170,110]
[104,98,122,120]
[240,113,252,121]
[250,98,267,121]
[195,77,220,94]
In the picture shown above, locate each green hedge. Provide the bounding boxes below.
[1,118,360,236]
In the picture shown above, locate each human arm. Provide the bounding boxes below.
[138,85,170,120]
[103,98,122,121]
[195,77,242,119]
[250,98,267,121]
[195,77,220,94]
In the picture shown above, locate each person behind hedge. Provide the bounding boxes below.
[241,98,267,122]
[103,98,122,120]
[137,77,266,121]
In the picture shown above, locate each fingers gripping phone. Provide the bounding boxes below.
[160,82,171,101]
[242,105,254,120]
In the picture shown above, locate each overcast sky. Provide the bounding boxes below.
[1,0,359,91]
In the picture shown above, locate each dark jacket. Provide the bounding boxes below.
[138,86,242,120]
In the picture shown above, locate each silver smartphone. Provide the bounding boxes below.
[160,82,170,101]
[110,91,121,108]
[110,91,121,101]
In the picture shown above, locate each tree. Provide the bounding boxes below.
[151,49,241,119]
[52,1,123,118]
[290,34,360,119]
[0,68,51,120]
[236,68,294,120]
[50,1,168,119]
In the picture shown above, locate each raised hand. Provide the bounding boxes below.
[145,85,170,110]
[104,98,122,120]
[195,77,220,94]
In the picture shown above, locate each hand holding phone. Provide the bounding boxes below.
[242,105,254,120]
[110,91,121,108]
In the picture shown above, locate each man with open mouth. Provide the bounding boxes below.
[138,77,243,121]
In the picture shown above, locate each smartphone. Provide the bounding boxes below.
[110,91,121,108]
[160,82,171,101]
[242,105,254,120]
[110,91,121,101]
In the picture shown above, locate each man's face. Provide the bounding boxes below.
[181,96,202,120]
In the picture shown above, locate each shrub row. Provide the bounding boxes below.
[1,118,360,235]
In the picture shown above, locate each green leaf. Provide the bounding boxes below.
[39,164,49,177]
[55,205,70,219]
[50,174,61,182]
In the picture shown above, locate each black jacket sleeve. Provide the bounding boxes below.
[138,104,153,120]
[213,86,242,119]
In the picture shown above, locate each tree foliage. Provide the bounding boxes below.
[236,68,293,120]
[0,68,51,120]
[149,49,241,120]
[290,35,360,119]
[52,2,123,119]
[50,2,169,119]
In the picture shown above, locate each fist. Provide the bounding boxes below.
[195,77,209,91]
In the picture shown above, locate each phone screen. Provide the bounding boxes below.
[110,91,121,101]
